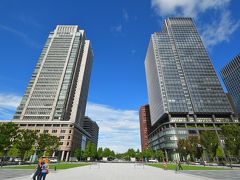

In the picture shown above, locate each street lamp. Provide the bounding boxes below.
[3,147,8,167]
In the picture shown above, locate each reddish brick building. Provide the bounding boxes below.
[139,104,151,152]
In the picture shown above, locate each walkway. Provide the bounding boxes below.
[7,163,213,180]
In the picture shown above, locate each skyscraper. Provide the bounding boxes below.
[145,17,238,160]
[83,116,99,149]
[226,93,238,117]
[221,54,240,116]
[139,105,151,152]
[13,25,93,161]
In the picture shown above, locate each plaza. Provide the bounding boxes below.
[2,163,239,180]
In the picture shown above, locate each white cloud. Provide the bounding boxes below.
[0,93,21,119]
[151,0,239,48]
[151,0,229,18]
[18,16,42,28]
[123,9,129,22]
[201,10,240,47]
[110,9,130,33]
[86,102,140,153]
[0,95,141,152]
[111,25,122,33]
[131,49,136,54]
[0,24,39,48]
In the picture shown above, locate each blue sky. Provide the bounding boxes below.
[0,0,239,152]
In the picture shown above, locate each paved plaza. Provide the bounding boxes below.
[1,163,239,180]
[182,170,240,180]
[0,169,33,180]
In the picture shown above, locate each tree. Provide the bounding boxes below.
[90,143,96,159]
[154,150,165,161]
[127,148,136,158]
[36,133,60,157]
[188,136,202,160]
[200,131,219,161]
[0,123,18,154]
[216,145,224,162]
[8,144,20,158]
[46,135,61,156]
[83,141,91,160]
[143,148,153,161]
[97,147,103,160]
[135,149,142,161]
[115,153,123,159]
[74,148,82,161]
[109,150,115,160]
[24,147,35,160]
[15,129,37,161]
[103,148,111,158]
[177,138,189,161]
[178,136,203,161]
[221,125,240,157]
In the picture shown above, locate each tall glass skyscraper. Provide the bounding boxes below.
[145,18,237,160]
[13,25,93,161]
[221,54,240,115]
[83,116,99,150]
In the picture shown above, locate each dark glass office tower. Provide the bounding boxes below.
[221,54,240,116]
[145,17,238,160]
[83,116,99,149]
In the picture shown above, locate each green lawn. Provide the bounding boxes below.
[147,163,228,170]
[3,163,89,170]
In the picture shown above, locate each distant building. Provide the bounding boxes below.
[139,105,151,152]
[12,25,93,161]
[226,93,239,117]
[221,54,240,116]
[83,116,99,149]
[0,120,12,124]
[144,17,238,160]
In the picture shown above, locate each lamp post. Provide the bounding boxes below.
[2,147,8,167]
[183,146,187,163]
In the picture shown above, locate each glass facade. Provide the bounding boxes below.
[221,54,240,113]
[145,18,235,159]
[13,25,93,125]
[145,17,232,125]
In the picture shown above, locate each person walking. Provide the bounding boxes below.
[178,161,183,170]
[40,158,49,180]
[163,159,168,170]
[33,158,43,180]
[175,160,179,172]
[175,160,183,172]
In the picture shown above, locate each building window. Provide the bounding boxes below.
[44,130,49,133]
[60,136,64,139]
[52,130,57,133]
[61,130,66,133]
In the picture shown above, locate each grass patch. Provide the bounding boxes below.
[3,163,89,170]
[147,163,228,170]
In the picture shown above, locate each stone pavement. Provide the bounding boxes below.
[182,170,240,180]
[7,163,213,180]
[0,169,33,180]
